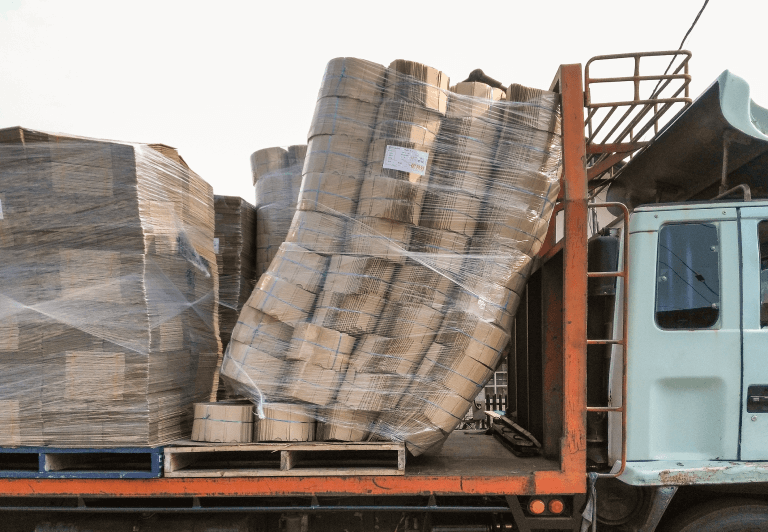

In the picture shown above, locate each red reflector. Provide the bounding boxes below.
[529,499,546,515]
[549,499,565,514]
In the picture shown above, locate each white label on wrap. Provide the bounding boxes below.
[213,237,220,254]
[0,199,3,220]
[383,145,428,175]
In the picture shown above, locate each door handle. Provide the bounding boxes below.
[747,385,768,413]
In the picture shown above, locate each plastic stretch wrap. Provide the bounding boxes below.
[221,58,562,454]
[0,127,222,446]
[251,145,306,276]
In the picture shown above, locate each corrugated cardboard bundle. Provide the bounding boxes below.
[213,196,257,399]
[0,127,221,446]
[252,145,306,274]
[214,196,257,351]
[255,403,315,442]
[221,58,563,455]
[191,401,254,443]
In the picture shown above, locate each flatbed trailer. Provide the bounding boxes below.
[0,63,590,531]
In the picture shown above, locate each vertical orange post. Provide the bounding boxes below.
[540,64,588,492]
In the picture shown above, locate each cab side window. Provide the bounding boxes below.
[759,221,768,328]
[655,222,720,329]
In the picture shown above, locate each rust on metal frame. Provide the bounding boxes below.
[0,64,589,500]
[584,51,692,184]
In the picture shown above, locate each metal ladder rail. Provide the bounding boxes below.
[585,201,630,478]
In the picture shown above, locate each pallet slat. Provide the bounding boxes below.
[163,441,405,477]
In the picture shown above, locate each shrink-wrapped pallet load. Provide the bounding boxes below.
[251,145,306,276]
[221,58,562,455]
[213,195,257,399]
[0,127,221,446]
[214,196,257,351]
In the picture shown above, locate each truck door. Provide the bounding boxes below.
[739,206,768,460]
[627,207,742,461]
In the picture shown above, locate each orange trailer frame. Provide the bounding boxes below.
[0,64,589,501]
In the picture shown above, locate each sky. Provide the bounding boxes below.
[0,0,765,203]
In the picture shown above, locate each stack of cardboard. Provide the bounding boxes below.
[0,127,221,446]
[251,145,306,276]
[214,196,257,351]
[221,58,562,454]
[213,195,257,399]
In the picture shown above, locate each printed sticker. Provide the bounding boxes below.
[382,145,428,175]
[213,237,220,254]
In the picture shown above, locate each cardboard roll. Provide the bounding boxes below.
[247,274,316,325]
[459,253,533,295]
[416,351,493,402]
[318,57,388,104]
[387,280,451,310]
[371,411,446,457]
[373,99,442,147]
[229,306,294,353]
[365,139,432,185]
[419,189,481,237]
[447,82,506,119]
[308,97,378,140]
[435,310,510,355]
[356,175,427,225]
[250,147,288,185]
[385,60,450,115]
[474,203,549,253]
[286,322,356,372]
[336,369,412,412]
[376,300,444,339]
[255,403,316,442]
[316,405,377,442]
[451,283,520,330]
[409,226,471,256]
[430,149,494,176]
[505,83,562,135]
[286,211,347,255]
[438,116,502,147]
[191,401,254,443]
[285,360,345,406]
[287,145,307,165]
[395,259,460,293]
[350,333,433,376]
[220,344,289,402]
[399,390,470,434]
[323,254,397,296]
[304,135,369,176]
[254,171,303,205]
[344,216,412,263]
[427,168,487,197]
[255,207,295,235]
[493,132,562,181]
[266,243,328,294]
[486,168,560,212]
[298,173,361,217]
[311,291,386,337]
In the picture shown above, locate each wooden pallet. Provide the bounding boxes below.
[163,440,405,477]
[0,446,163,478]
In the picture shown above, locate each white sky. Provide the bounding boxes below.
[1,0,765,203]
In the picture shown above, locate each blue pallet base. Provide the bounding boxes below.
[0,446,163,478]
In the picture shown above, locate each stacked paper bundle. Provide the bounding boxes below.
[0,127,221,446]
[213,196,257,399]
[221,58,562,455]
[251,145,306,276]
[214,196,257,351]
